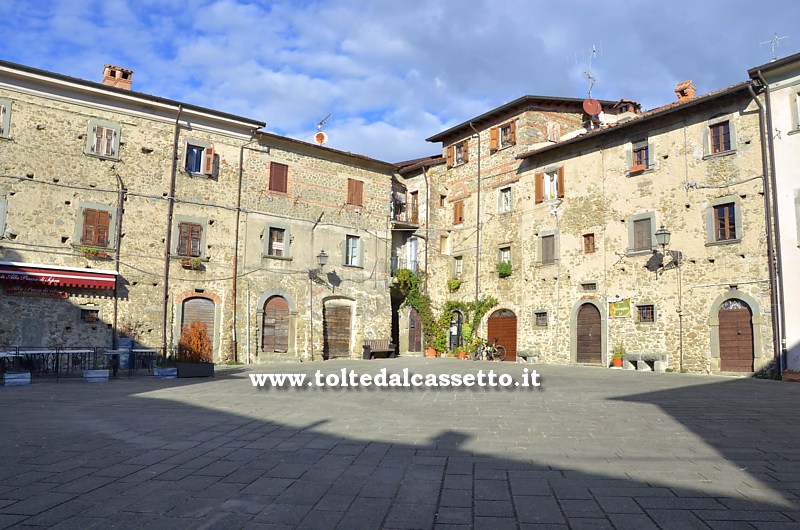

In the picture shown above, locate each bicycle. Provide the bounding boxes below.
[472,337,507,362]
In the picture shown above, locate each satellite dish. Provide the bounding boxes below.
[314,131,328,145]
[582,98,602,116]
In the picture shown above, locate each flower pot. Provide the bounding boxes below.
[612,357,623,368]
[457,350,466,360]
[178,362,214,378]
[426,348,437,358]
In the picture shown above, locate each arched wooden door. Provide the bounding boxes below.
[181,297,216,352]
[719,299,754,371]
[408,307,422,352]
[576,304,601,364]
[487,309,517,361]
[262,296,289,353]
[323,302,352,359]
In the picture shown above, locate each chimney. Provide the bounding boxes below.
[102,65,133,90]
[675,80,696,102]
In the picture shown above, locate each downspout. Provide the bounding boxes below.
[423,166,430,293]
[747,82,782,372]
[160,105,183,356]
[754,72,787,371]
[233,134,259,363]
[111,172,125,349]
[469,122,481,304]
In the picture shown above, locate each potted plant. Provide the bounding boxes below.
[497,261,512,278]
[177,321,215,377]
[447,278,462,292]
[81,246,110,259]
[180,257,203,270]
[611,344,625,368]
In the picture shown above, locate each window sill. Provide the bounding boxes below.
[702,149,736,160]
[538,260,557,267]
[172,255,208,261]
[182,169,217,180]
[626,249,653,257]
[628,166,651,176]
[343,264,363,269]
[84,152,119,162]
[787,128,800,136]
[705,238,741,247]
[263,254,293,261]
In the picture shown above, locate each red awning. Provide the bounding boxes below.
[0,262,117,290]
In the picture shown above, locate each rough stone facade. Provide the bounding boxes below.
[0,61,393,362]
[423,89,774,374]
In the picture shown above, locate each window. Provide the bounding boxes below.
[0,98,10,138]
[269,162,288,193]
[631,139,649,171]
[499,246,511,264]
[344,235,363,267]
[541,235,555,264]
[582,233,596,254]
[637,304,655,323]
[446,140,469,167]
[267,227,287,257]
[627,212,655,254]
[581,282,597,291]
[453,256,464,278]
[534,311,548,328]
[439,194,446,207]
[80,308,100,322]
[177,222,203,257]
[791,91,800,131]
[410,191,419,224]
[184,140,218,177]
[535,167,564,203]
[705,196,742,245]
[490,121,516,152]
[453,200,465,224]
[347,179,364,206]
[710,121,731,154]
[546,121,561,142]
[714,203,736,241]
[81,208,111,248]
[86,119,120,159]
[498,186,512,213]
[440,235,449,255]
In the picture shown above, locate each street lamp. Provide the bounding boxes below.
[653,224,683,372]
[309,250,328,361]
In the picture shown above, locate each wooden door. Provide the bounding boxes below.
[181,297,216,352]
[408,307,422,352]
[323,304,351,359]
[719,300,754,371]
[576,304,601,364]
[410,191,419,224]
[262,296,289,353]
[487,309,517,361]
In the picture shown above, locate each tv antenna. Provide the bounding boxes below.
[574,43,602,98]
[316,113,331,131]
[313,113,332,145]
[760,33,788,62]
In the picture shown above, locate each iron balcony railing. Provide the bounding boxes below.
[391,257,420,276]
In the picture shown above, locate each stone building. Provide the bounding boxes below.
[423,85,775,374]
[749,52,800,372]
[0,60,394,361]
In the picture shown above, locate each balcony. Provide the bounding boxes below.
[390,257,420,276]
[391,192,419,228]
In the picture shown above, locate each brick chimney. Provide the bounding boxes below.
[675,80,696,102]
[102,65,133,90]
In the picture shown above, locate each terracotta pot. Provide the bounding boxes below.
[457,350,466,359]
[612,357,623,368]
[426,348,437,358]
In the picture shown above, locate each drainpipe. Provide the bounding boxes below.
[111,172,125,349]
[753,72,787,371]
[747,82,782,372]
[160,105,183,356]
[232,135,259,363]
[468,122,481,304]
[422,166,430,293]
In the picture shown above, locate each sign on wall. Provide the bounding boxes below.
[608,298,631,318]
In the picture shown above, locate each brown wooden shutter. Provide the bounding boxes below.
[446,145,454,167]
[454,201,464,224]
[462,140,469,163]
[347,179,364,205]
[534,173,544,203]
[182,297,216,352]
[489,128,499,152]
[178,223,190,256]
[557,166,565,198]
[82,209,97,245]
[190,223,202,256]
[203,147,215,175]
[269,162,288,193]
[510,121,517,145]
[96,210,110,247]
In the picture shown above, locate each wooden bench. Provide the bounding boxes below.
[362,340,397,359]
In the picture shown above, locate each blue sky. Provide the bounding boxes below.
[4,0,799,162]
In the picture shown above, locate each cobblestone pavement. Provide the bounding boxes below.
[1,358,799,529]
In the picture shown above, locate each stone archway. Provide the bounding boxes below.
[708,290,766,373]
[256,290,298,357]
[570,299,607,365]
[487,309,517,361]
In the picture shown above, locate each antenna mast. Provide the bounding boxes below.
[760,33,788,62]
[574,43,602,98]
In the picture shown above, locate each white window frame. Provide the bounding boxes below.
[498,186,513,214]
[344,235,363,267]
[453,255,464,278]
[499,246,511,264]
[184,139,218,178]
[86,119,121,160]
